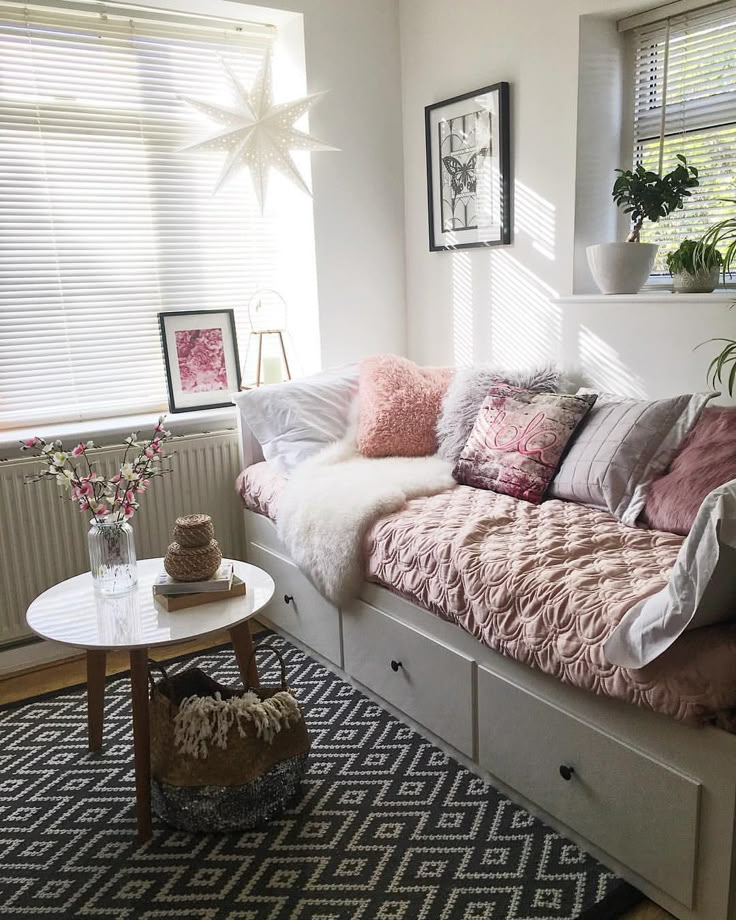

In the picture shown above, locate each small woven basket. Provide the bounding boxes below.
[164,539,222,582]
[173,513,215,548]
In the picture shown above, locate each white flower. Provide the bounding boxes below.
[120,462,139,482]
[124,433,139,447]
[56,470,74,489]
[52,451,68,466]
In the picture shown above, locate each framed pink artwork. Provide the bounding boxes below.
[158,310,242,412]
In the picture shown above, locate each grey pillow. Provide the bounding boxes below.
[436,365,561,463]
[549,392,712,525]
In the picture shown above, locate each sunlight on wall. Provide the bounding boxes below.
[451,250,474,366]
[487,251,561,368]
[514,180,556,261]
[236,27,320,384]
[446,178,560,371]
[578,326,647,397]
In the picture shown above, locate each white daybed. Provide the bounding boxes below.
[237,413,736,920]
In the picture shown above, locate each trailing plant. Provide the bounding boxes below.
[666,239,722,276]
[612,155,699,242]
[705,337,736,397]
[694,203,736,395]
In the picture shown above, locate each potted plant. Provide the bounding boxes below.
[587,155,699,295]
[696,201,736,394]
[666,239,723,294]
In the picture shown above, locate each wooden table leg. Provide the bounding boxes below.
[129,648,152,844]
[230,621,259,688]
[86,650,107,753]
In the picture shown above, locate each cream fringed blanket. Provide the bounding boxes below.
[276,439,456,605]
[174,690,302,759]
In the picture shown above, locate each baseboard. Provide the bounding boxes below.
[0,638,82,678]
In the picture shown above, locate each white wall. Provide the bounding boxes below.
[240,0,407,369]
[398,0,734,401]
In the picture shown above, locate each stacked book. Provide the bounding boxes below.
[152,562,246,611]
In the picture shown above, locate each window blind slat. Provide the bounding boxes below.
[631,0,736,274]
[0,0,277,429]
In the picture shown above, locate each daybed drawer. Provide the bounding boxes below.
[477,666,700,907]
[249,543,341,667]
[343,601,474,758]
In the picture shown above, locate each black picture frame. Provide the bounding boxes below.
[425,81,511,252]
[158,309,242,413]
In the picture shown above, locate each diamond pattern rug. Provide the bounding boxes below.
[0,632,641,919]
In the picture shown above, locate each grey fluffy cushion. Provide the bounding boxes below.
[436,366,561,463]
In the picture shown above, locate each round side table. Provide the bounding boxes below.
[26,557,275,843]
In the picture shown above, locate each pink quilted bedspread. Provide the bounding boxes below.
[237,463,736,727]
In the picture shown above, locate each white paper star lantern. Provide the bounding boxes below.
[181,50,337,211]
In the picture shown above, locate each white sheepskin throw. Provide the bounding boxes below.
[276,439,455,604]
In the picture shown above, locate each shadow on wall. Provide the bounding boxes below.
[450,179,561,369]
[515,180,555,262]
[575,325,647,397]
[452,250,473,366]
[447,177,730,401]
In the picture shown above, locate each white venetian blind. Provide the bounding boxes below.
[630,0,736,273]
[0,1,277,429]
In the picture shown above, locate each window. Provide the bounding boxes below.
[630,0,736,275]
[0,2,283,429]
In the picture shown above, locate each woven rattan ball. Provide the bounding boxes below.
[173,514,215,548]
[164,539,222,582]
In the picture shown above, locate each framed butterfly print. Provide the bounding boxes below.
[425,82,510,251]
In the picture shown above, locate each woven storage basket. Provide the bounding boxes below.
[163,539,222,581]
[173,513,215,548]
[149,647,310,832]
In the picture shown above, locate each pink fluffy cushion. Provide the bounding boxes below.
[357,355,454,457]
[453,386,597,504]
[642,406,736,535]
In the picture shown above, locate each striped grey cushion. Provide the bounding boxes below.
[549,393,711,525]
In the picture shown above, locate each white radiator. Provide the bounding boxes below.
[0,430,246,647]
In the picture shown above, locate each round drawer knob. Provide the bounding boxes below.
[390,659,403,672]
[559,764,575,782]
[284,594,294,605]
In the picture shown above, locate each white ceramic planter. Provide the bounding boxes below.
[586,242,659,295]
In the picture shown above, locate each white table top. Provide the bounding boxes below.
[25,558,275,651]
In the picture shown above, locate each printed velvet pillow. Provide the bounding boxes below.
[453,386,597,504]
[436,365,561,464]
[357,355,454,458]
[642,406,736,535]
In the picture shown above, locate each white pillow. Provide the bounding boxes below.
[232,365,358,474]
[604,479,736,669]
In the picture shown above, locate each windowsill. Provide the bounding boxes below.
[0,404,238,457]
[558,290,736,304]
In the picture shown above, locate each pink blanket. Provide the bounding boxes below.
[238,462,736,727]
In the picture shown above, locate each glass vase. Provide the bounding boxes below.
[88,516,137,595]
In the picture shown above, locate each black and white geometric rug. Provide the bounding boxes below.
[0,633,641,919]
